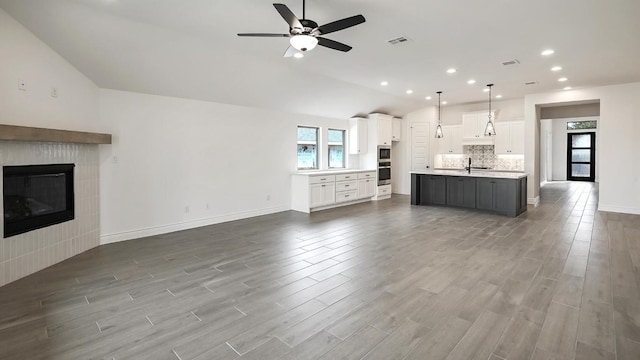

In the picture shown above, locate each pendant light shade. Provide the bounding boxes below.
[484,84,497,136]
[435,91,444,139]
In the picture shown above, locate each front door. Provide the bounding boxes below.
[567,132,596,182]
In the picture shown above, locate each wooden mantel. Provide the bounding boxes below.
[0,124,112,144]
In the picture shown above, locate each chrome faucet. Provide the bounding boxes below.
[467,157,472,174]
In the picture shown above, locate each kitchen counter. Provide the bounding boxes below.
[411,171,528,217]
[411,169,527,179]
[295,169,376,175]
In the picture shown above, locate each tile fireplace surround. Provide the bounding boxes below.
[0,141,100,287]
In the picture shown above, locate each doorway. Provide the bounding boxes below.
[567,132,596,181]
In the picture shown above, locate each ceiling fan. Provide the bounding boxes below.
[237,1,366,57]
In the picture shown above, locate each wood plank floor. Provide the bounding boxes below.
[1,181,639,360]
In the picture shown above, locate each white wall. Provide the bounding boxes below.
[550,117,598,181]
[0,9,100,131]
[440,98,525,125]
[98,89,355,244]
[525,83,640,214]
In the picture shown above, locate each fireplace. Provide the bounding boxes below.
[3,164,75,238]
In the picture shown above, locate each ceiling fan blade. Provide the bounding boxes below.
[273,3,303,30]
[316,15,365,35]
[283,46,299,57]
[317,37,352,52]
[237,33,290,37]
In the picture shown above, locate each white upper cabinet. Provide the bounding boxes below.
[494,121,524,154]
[349,117,368,155]
[378,116,392,145]
[462,111,496,144]
[370,113,393,146]
[437,125,463,154]
[392,117,402,141]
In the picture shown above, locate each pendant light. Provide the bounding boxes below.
[435,91,444,138]
[484,84,496,136]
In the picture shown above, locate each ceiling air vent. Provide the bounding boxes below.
[502,59,520,66]
[525,81,538,86]
[387,36,410,45]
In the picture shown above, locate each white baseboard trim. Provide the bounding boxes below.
[598,204,640,215]
[527,196,540,205]
[100,205,290,245]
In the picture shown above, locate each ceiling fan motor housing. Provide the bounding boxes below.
[291,19,318,35]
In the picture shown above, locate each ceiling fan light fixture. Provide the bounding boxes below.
[290,35,318,52]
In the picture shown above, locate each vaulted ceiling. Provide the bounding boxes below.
[2,0,639,119]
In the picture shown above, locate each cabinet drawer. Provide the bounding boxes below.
[336,190,358,203]
[336,180,357,192]
[309,175,336,184]
[358,171,376,179]
[378,185,392,196]
[336,173,357,182]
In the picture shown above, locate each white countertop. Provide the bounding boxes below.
[411,169,528,179]
[294,169,377,176]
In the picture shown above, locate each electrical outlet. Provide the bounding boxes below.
[184,206,190,214]
[18,80,27,91]
[206,203,210,210]
[51,88,58,98]
[266,195,270,201]
[112,156,118,164]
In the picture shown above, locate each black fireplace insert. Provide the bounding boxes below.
[3,164,75,238]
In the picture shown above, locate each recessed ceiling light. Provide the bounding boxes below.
[558,77,568,82]
[551,66,562,72]
[541,49,555,56]
[482,88,490,93]
[406,90,413,94]
[467,79,476,85]
[446,68,457,74]
[442,101,448,105]
[425,96,432,100]
[293,52,304,59]
[380,81,388,86]
[563,86,573,91]
[496,95,503,99]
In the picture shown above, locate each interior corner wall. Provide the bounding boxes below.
[525,82,640,215]
[98,89,354,244]
[0,8,100,131]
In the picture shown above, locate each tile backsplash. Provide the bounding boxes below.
[0,141,100,287]
[441,145,524,171]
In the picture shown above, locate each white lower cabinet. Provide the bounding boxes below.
[310,182,335,207]
[358,178,376,199]
[292,170,377,213]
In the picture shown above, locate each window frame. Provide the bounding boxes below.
[327,128,347,169]
[297,126,320,170]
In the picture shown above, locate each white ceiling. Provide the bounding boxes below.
[2,0,639,119]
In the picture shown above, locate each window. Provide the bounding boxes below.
[328,129,346,168]
[297,126,319,169]
[567,120,597,130]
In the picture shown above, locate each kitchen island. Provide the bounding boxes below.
[411,169,528,217]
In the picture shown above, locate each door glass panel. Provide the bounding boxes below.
[571,149,591,162]
[571,134,591,147]
[572,164,591,177]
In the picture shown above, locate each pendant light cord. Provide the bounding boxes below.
[303,0,305,19]
[488,85,492,120]
[437,91,442,125]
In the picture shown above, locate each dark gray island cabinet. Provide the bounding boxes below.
[411,171,528,217]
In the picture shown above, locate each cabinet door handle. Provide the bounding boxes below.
[345,185,350,187]
[345,195,350,198]
[322,184,326,187]
[320,178,326,181]
[345,176,350,179]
